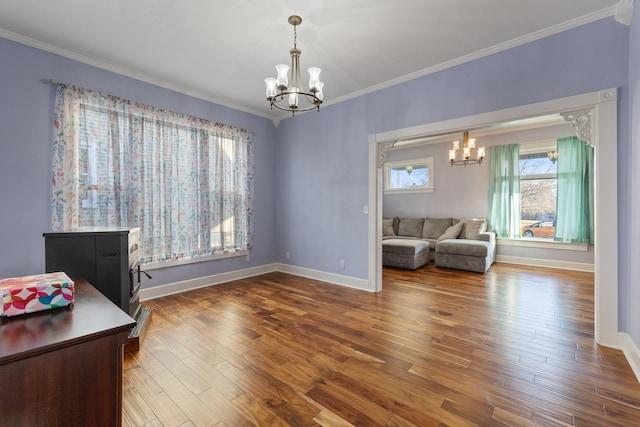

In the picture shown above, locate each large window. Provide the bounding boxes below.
[519,141,557,239]
[51,84,254,266]
[487,137,593,244]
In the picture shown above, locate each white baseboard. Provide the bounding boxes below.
[275,263,373,292]
[140,263,278,301]
[496,255,594,272]
[621,333,640,383]
[140,263,372,301]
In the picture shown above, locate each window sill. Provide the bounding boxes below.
[384,187,434,195]
[497,238,589,252]
[143,250,249,270]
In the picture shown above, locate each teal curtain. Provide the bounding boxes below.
[487,144,520,238]
[555,136,594,244]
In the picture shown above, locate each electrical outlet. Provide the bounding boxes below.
[340,259,345,268]
[363,205,369,215]
[285,251,290,260]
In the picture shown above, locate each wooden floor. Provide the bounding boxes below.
[123,263,640,426]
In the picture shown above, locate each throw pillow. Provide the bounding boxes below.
[382,218,396,236]
[398,217,425,238]
[459,218,487,240]
[422,218,453,239]
[437,221,464,241]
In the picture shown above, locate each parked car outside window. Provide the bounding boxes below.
[522,221,555,238]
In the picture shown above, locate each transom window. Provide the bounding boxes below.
[384,157,434,193]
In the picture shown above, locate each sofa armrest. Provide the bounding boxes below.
[477,232,495,245]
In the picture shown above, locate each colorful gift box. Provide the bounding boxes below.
[0,272,75,317]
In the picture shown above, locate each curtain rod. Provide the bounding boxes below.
[47,79,64,85]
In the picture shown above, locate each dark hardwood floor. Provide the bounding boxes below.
[123,263,640,426]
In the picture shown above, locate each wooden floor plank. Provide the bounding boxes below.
[123,263,640,426]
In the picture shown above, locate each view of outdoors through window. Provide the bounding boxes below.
[388,165,429,189]
[520,150,557,239]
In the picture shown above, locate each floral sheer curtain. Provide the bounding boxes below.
[51,84,254,264]
[555,136,594,244]
[486,144,521,238]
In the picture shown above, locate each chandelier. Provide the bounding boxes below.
[449,131,486,166]
[264,16,324,115]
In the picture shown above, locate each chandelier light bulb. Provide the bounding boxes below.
[264,78,277,100]
[288,87,299,108]
[275,64,289,90]
[308,67,321,91]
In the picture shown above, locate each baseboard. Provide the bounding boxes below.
[140,263,278,301]
[140,263,372,301]
[495,255,594,272]
[275,263,373,292]
[621,333,640,383]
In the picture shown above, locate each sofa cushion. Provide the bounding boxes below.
[422,218,453,239]
[382,239,430,255]
[459,219,487,240]
[382,218,397,236]
[397,217,425,238]
[436,239,490,257]
[437,221,463,241]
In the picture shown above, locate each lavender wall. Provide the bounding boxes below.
[0,37,277,289]
[626,5,640,345]
[276,17,628,281]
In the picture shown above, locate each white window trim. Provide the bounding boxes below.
[144,250,249,271]
[497,237,589,251]
[384,157,434,194]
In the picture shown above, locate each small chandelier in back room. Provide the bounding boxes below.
[264,15,324,116]
[449,131,486,166]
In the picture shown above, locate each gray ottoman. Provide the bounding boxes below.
[435,239,493,273]
[382,239,430,270]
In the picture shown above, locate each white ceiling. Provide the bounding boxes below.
[0,0,622,120]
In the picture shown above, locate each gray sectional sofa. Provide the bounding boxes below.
[382,217,496,273]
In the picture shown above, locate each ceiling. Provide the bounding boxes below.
[0,0,622,120]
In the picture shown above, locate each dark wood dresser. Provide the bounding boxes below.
[0,279,135,426]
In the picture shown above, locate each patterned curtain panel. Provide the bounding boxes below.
[51,84,254,264]
[486,144,521,238]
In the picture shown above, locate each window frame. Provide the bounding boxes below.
[383,157,434,194]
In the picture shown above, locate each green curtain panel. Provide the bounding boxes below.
[487,144,520,238]
[555,136,594,244]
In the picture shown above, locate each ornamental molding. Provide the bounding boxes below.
[560,109,593,146]
[378,142,396,168]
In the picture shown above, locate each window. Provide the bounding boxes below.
[384,157,434,193]
[51,84,254,266]
[519,141,557,239]
[488,137,593,244]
